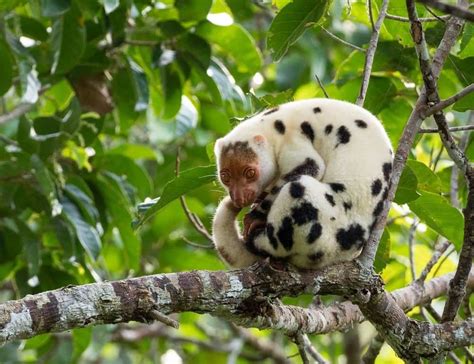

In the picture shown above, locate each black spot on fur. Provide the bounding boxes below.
[266,223,278,249]
[274,120,285,134]
[290,182,305,198]
[260,199,272,211]
[284,158,319,181]
[343,201,352,212]
[308,251,324,262]
[383,162,392,182]
[330,217,336,221]
[277,216,294,251]
[313,107,321,113]
[355,119,368,128]
[329,183,345,193]
[307,223,322,244]
[336,223,365,250]
[336,126,351,146]
[245,229,269,258]
[263,107,279,115]
[325,193,335,207]
[270,185,281,195]
[371,179,382,196]
[291,202,318,225]
[325,124,333,135]
[369,219,377,233]
[247,209,266,221]
[373,200,384,217]
[382,187,389,200]
[300,121,315,142]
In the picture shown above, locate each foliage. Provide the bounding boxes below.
[0,0,471,362]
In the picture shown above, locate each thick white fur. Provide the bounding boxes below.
[213,98,393,269]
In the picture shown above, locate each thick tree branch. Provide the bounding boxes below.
[1,260,472,359]
[356,0,390,106]
[417,0,474,21]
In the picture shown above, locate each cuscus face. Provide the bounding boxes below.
[215,135,275,208]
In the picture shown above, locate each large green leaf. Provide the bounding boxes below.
[95,174,141,270]
[408,191,464,250]
[267,0,328,61]
[41,0,71,16]
[135,165,216,228]
[160,64,183,119]
[196,22,262,75]
[175,0,212,22]
[374,229,391,273]
[394,165,420,204]
[406,160,443,194]
[62,197,101,260]
[51,4,86,74]
[19,16,48,42]
[0,39,14,96]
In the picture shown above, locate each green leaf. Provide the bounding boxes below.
[459,23,474,58]
[453,92,474,112]
[374,229,391,273]
[0,39,14,96]
[0,0,27,12]
[95,174,141,270]
[64,184,99,225]
[408,191,464,250]
[72,327,92,362]
[41,0,71,16]
[406,160,442,193]
[62,197,101,260]
[101,0,119,14]
[51,4,86,74]
[196,22,262,75]
[175,0,212,22]
[175,96,198,137]
[135,165,216,228]
[19,16,48,42]
[95,154,152,199]
[160,64,183,119]
[394,165,420,204]
[267,0,328,61]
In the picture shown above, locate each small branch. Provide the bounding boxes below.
[356,0,390,106]
[302,334,328,364]
[0,102,35,125]
[419,125,474,133]
[450,131,470,207]
[320,26,366,52]
[293,333,310,364]
[417,0,474,21]
[422,83,474,117]
[314,74,330,98]
[149,309,179,329]
[386,13,450,21]
[367,0,376,31]
[408,219,419,281]
[362,334,384,364]
[416,240,451,283]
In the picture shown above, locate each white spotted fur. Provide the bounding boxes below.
[213,98,393,269]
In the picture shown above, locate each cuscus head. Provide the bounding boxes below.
[215,134,276,208]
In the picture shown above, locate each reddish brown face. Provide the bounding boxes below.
[219,159,260,208]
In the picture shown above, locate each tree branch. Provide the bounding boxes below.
[356,0,390,106]
[320,26,366,52]
[359,0,466,268]
[419,125,474,133]
[0,102,35,125]
[417,0,474,21]
[386,13,450,22]
[422,83,474,117]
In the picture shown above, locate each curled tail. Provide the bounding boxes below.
[212,197,260,268]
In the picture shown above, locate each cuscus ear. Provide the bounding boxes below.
[214,138,224,154]
[253,134,266,146]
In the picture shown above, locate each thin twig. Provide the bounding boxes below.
[423,4,448,22]
[419,125,474,133]
[0,102,36,125]
[386,13,450,21]
[314,74,330,98]
[386,213,411,225]
[416,240,451,282]
[175,149,214,243]
[293,333,310,364]
[356,0,390,106]
[450,131,470,207]
[417,0,474,21]
[362,334,384,364]
[149,310,179,329]
[408,219,419,281]
[367,0,376,31]
[422,83,474,117]
[302,334,328,364]
[320,26,366,52]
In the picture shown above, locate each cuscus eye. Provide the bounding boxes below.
[245,168,256,179]
[220,172,231,185]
